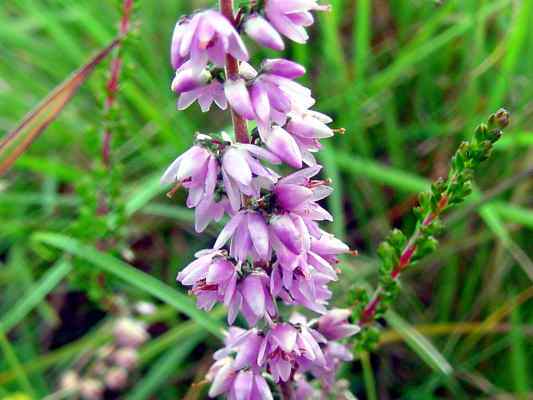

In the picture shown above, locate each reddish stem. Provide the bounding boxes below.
[102,0,134,167]
[219,0,249,144]
[360,194,449,324]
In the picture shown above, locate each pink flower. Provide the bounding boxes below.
[244,13,285,51]
[317,309,360,341]
[160,142,225,232]
[171,10,248,72]
[207,357,273,400]
[221,144,281,211]
[259,321,326,383]
[177,251,277,326]
[264,0,330,44]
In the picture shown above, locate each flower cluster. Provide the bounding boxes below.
[163,1,358,398]
[58,309,151,400]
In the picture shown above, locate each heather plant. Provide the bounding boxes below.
[163,1,360,398]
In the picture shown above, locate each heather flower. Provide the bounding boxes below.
[223,59,313,131]
[214,211,272,262]
[177,250,237,312]
[264,0,330,44]
[244,14,285,51]
[273,165,333,219]
[317,309,360,341]
[208,329,274,399]
[178,250,276,325]
[171,61,227,112]
[220,144,281,211]
[176,80,227,112]
[263,126,303,168]
[161,135,281,231]
[207,358,273,400]
[171,10,248,73]
[113,318,148,348]
[259,321,326,383]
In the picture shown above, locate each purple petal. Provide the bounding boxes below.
[274,183,313,210]
[244,14,285,51]
[271,323,297,352]
[222,169,242,211]
[241,274,266,318]
[206,259,234,284]
[247,212,270,260]
[223,147,252,185]
[250,82,271,124]
[262,58,306,79]
[253,375,273,400]
[232,370,253,400]
[264,126,302,168]
[208,361,234,397]
[224,79,255,120]
[270,214,302,254]
[214,212,245,249]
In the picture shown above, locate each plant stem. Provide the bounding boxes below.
[102,0,134,166]
[219,0,249,144]
[360,195,449,325]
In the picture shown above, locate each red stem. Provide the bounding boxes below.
[219,0,249,144]
[102,0,134,167]
[360,194,449,324]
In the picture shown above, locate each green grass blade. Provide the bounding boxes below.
[0,259,72,334]
[0,332,35,397]
[386,311,453,376]
[320,143,346,240]
[509,304,529,397]
[360,351,378,400]
[33,232,224,338]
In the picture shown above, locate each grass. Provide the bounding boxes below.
[0,0,532,398]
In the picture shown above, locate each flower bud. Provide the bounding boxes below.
[59,371,80,392]
[79,379,104,400]
[135,301,156,315]
[105,367,129,391]
[113,347,139,370]
[113,318,149,348]
[262,59,306,79]
[244,14,285,51]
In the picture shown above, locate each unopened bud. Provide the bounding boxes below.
[105,367,129,390]
[113,347,139,370]
[113,318,149,348]
[135,301,156,315]
[79,379,104,400]
[492,108,510,129]
[60,371,80,391]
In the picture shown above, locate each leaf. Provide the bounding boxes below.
[386,311,453,376]
[124,174,165,217]
[33,232,224,338]
[0,259,72,334]
[0,38,120,176]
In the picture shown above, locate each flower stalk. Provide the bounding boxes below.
[353,109,510,347]
[220,0,250,144]
[163,1,359,398]
[102,0,134,167]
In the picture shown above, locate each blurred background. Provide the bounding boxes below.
[0,0,532,398]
